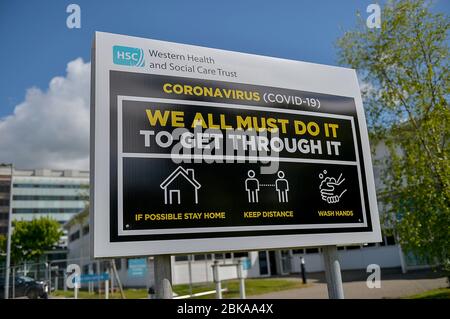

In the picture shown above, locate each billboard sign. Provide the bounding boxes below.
[91,32,381,258]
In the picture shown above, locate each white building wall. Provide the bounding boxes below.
[172,257,250,285]
[11,170,89,226]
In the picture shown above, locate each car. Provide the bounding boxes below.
[0,276,49,299]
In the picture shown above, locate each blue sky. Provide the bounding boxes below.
[0,0,378,117]
[1,0,448,117]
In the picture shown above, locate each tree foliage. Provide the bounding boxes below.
[9,217,63,264]
[337,0,449,271]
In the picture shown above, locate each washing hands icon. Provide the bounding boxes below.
[319,170,347,204]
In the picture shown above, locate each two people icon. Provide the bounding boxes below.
[245,170,289,203]
[275,171,289,203]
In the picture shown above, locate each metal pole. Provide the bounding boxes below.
[154,255,172,299]
[188,255,193,297]
[12,267,15,299]
[111,259,125,299]
[105,279,109,299]
[110,266,114,295]
[48,262,52,294]
[212,260,222,299]
[4,163,13,299]
[322,245,344,299]
[237,258,246,299]
[300,256,307,284]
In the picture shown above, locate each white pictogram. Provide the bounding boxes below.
[245,170,260,203]
[245,170,289,203]
[275,171,289,203]
[160,166,201,204]
[319,170,347,204]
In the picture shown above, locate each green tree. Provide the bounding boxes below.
[0,234,6,267]
[9,217,63,265]
[336,0,449,272]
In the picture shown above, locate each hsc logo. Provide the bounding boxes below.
[113,45,145,67]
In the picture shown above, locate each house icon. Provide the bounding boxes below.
[160,166,201,204]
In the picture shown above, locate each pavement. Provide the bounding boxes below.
[251,268,448,299]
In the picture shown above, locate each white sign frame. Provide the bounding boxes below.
[91,31,381,258]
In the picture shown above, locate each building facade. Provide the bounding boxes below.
[10,168,89,226]
[0,168,12,236]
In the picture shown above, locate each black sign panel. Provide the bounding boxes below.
[108,71,372,242]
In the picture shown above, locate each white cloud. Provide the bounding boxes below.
[0,58,90,170]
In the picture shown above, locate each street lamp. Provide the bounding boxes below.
[1,163,13,299]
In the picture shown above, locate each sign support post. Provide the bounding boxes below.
[322,245,344,299]
[212,260,222,299]
[237,258,246,299]
[154,255,172,299]
[105,279,109,299]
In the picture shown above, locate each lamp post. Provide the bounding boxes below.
[1,163,13,299]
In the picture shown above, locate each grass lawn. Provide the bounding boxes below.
[175,278,308,299]
[51,277,307,299]
[404,288,450,299]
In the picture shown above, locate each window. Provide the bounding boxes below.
[233,252,249,258]
[69,230,80,242]
[13,208,83,214]
[194,254,206,261]
[292,249,304,254]
[214,253,224,260]
[346,245,361,250]
[114,258,122,270]
[305,248,319,254]
[13,195,88,201]
[83,265,89,274]
[175,255,188,262]
[0,184,10,192]
[0,199,9,206]
[386,235,396,245]
[13,183,86,189]
[82,225,89,236]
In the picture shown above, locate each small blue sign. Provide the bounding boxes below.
[242,258,251,270]
[128,258,147,278]
[78,272,110,283]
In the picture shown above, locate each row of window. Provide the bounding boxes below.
[13,195,88,201]
[0,214,9,220]
[290,235,397,255]
[68,225,90,242]
[80,259,143,274]
[69,231,80,242]
[174,252,249,262]
[0,185,11,193]
[13,183,86,189]
[12,208,83,214]
[0,199,9,206]
[173,237,398,262]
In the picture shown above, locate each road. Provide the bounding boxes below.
[252,268,448,299]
